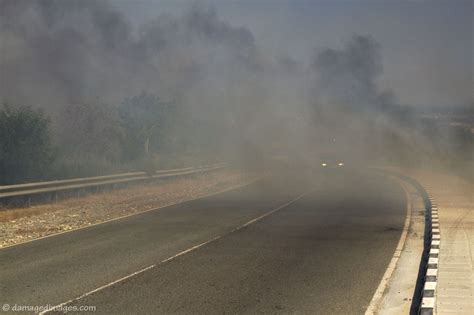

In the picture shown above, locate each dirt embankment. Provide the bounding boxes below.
[0,169,258,248]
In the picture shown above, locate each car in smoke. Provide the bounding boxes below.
[321,161,345,168]
[319,153,345,169]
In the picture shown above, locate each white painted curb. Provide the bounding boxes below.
[420,195,439,315]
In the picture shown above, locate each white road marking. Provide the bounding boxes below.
[39,192,308,314]
[38,264,157,314]
[365,179,413,315]
[160,236,221,264]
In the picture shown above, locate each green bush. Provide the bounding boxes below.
[0,104,54,184]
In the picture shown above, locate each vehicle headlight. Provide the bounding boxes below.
[338,162,344,166]
[321,163,327,167]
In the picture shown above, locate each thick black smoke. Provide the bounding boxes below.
[312,35,396,112]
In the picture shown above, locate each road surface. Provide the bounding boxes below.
[0,170,407,314]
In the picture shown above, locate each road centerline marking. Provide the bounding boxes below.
[39,191,308,314]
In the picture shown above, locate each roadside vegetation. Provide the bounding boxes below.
[0,105,53,184]
[0,91,219,185]
[2,97,471,186]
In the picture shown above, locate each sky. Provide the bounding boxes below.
[116,0,473,108]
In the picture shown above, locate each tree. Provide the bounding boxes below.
[57,102,125,162]
[0,104,54,184]
[119,91,172,159]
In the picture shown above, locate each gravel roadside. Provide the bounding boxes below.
[0,169,258,248]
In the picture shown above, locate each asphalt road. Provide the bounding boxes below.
[1,170,407,314]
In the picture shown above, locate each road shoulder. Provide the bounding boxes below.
[0,169,258,248]
[367,175,425,315]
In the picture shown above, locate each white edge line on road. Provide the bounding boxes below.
[39,192,308,314]
[1,178,262,251]
[364,178,413,315]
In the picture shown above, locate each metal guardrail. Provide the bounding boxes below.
[0,163,226,205]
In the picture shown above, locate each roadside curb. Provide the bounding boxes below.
[394,176,439,315]
[420,193,439,315]
[364,176,414,315]
[371,168,440,315]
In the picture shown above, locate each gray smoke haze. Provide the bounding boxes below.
[313,35,393,109]
[0,0,304,163]
[0,1,259,106]
[1,0,469,178]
